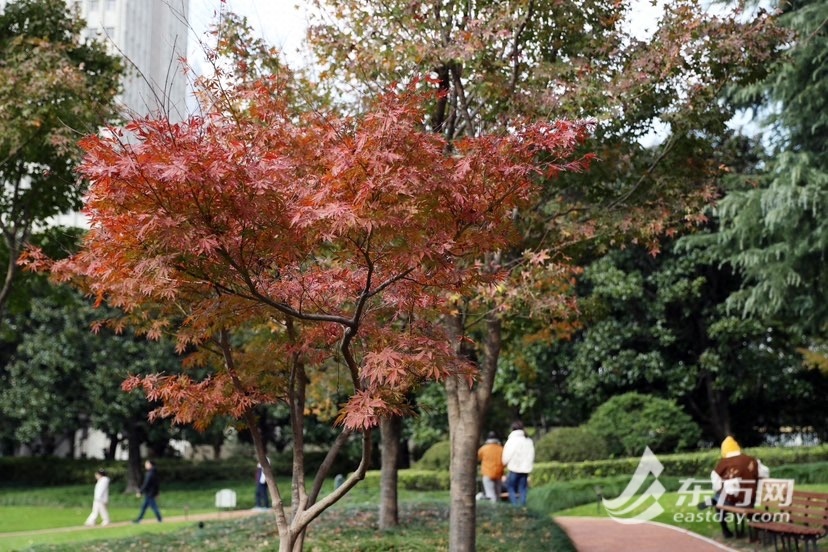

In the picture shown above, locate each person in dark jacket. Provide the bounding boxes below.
[133,459,162,523]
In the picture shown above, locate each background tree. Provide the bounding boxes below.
[0,281,181,487]
[0,0,121,317]
[566,242,822,440]
[307,1,786,548]
[0,225,81,454]
[710,0,827,356]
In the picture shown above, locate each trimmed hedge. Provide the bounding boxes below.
[360,469,451,491]
[412,440,451,471]
[0,450,359,487]
[4,445,826,490]
[530,445,828,486]
[535,427,610,462]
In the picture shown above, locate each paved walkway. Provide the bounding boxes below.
[555,517,739,552]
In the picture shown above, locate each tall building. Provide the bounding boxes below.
[71,0,191,121]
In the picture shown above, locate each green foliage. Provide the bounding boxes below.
[586,392,701,457]
[407,382,449,459]
[0,0,122,313]
[769,462,828,485]
[413,441,451,470]
[535,427,611,462]
[710,0,828,333]
[360,469,451,491]
[412,440,451,471]
[0,287,182,455]
[0,453,360,488]
[528,474,686,515]
[552,244,824,443]
[528,445,828,486]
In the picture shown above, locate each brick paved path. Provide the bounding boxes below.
[555,516,739,552]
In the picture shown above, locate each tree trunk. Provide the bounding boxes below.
[446,380,482,552]
[125,424,143,493]
[704,372,732,441]
[444,312,503,552]
[379,415,402,529]
[106,433,118,460]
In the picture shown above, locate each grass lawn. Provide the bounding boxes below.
[3,505,572,552]
[1,479,575,551]
[0,480,256,533]
[1,520,193,552]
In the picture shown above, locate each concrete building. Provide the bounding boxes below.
[71,0,191,121]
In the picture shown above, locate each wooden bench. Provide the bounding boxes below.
[748,488,828,551]
[713,478,792,539]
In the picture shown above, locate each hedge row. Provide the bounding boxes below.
[4,445,826,489]
[360,469,452,491]
[0,450,359,487]
[530,445,828,486]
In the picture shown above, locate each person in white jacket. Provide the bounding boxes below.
[501,421,535,506]
[84,469,110,526]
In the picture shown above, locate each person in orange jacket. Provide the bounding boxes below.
[478,431,505,502]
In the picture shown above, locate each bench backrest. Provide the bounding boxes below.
[781,491,828,529]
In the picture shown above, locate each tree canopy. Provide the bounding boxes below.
[0,0,122,316]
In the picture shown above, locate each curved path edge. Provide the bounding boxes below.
[554,516,738,552]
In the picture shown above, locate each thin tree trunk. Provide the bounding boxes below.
[379,415,402,529]
[704,372,732,441]
[106,433,118,460]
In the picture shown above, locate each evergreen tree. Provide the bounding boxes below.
[714,0,828,336]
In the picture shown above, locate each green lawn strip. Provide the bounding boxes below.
[10,503,574,552]
[0,479,267,532]
[0,519,198,552]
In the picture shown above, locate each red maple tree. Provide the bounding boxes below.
[22,64,592,549]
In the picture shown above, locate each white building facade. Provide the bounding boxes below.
[71,0,191,121]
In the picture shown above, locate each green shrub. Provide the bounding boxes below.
[535,427,610,462]
[586,392,701,457]
[413,440,451,471]
[361,469,451,491]
[529,445,828,486]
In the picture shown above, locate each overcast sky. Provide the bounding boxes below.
[188,0,312,71]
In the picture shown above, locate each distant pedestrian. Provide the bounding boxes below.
[478,431,504,502]
[133,460,162,523]
[502,421,535,506]
[84,469,110,526]
[254,459,271,509]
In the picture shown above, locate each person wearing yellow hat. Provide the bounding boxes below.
[709,436,769,537]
